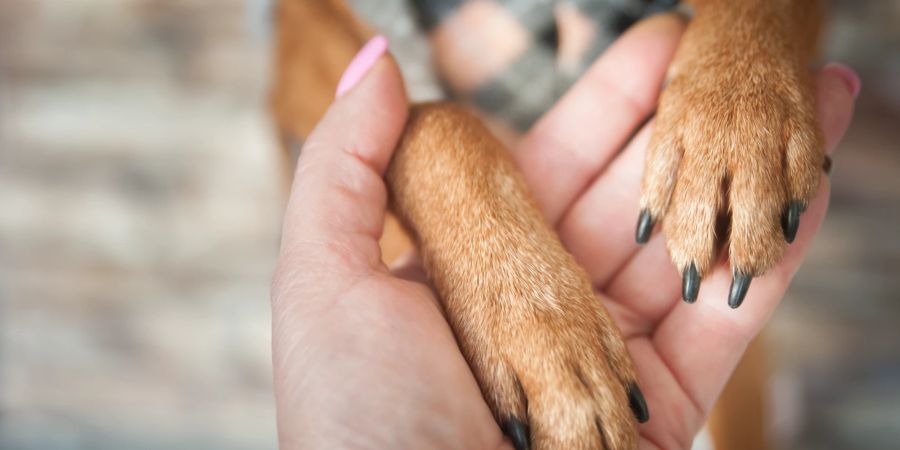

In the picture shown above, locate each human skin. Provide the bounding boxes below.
[271,15,858,450]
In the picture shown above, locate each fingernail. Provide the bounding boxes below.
[781,201,803,244]
[502,418,531,450]
[335,35,389,98]
[824,63,861,99]
[628,382,650,423]
[682,263,700,304]
[728,271,753,309]
[635,209,654,244]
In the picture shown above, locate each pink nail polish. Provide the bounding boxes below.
[335,35,389,99]
[824,63,861,99]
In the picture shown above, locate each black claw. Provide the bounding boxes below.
[627,382,650,423]
[635,209,654,244]
[781,201,803,244]
[682,263,700,303]
[823,155,833,175]
[502,418,531,450]
[728,272,753,309]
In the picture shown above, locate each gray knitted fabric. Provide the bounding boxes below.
[351,0,680,129]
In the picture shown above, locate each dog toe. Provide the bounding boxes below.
[637,112,683,244]
[660,147,725,302]
[727,155,789,305]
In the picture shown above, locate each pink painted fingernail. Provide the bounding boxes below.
[824,63,861,99]
[335,35,389,99]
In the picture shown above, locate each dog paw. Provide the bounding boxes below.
[446,249,646,450]
[390,103,645,449]
[638,55,825,307]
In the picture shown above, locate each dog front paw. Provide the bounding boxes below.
[390,104,646,449]
[638,51,825,307]
[444,247,645,450]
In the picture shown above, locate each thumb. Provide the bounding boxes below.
[276,36,408,289]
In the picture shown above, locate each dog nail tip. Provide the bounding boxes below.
[782,201,802,243]
[682,263,700,303]
[502,418,531,450]
[824,155,833,175]
[628,382,650,423]
[635,209,654,244]
[728,272,753,308]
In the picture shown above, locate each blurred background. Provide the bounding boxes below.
[0,0,897,449]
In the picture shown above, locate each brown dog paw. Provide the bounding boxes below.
[452,255,647,450]
[637,40,824,307]
[388,104,645,450]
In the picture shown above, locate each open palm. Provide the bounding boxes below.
[271,15,856,450]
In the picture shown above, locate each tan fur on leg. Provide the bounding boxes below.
[387,103,640,449]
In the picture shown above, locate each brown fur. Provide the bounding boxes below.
[642,0,824,277]
[271,0,825,448]
[388,103,638,449]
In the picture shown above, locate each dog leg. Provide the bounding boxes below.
[388,103,644,450]
[270,0,371,147]
[638,0,824,307]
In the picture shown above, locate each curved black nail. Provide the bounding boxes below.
[502,418,531,450]
[823,155,833,175]
[782,201,803,244]
[635,209,654,244]
[682,263,700,303]
[628,382,650,423]
[728,272,753,309]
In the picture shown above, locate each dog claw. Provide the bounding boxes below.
[682,263,700,303]
[728,272,753,308]
[502,417,531,450]
[627,382,650,423]
[781,201,803,243]
[635,209,654,244]
[823,155,833,175]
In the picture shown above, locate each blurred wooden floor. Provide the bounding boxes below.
[0,1,898,449]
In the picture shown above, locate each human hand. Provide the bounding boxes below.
[271,15,857,449]
[271,38,508,449]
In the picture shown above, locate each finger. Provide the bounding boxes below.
[628,337,705,450]
[642,64,858,416]
[557,124,651,285]
[605,233,681,337]
[276,52,408,289]
[513,14,687,222]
